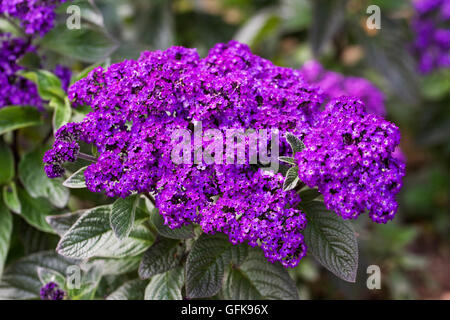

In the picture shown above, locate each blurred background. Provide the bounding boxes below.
[8,0,449,299]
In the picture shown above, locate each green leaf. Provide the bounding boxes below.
[145,267,184,300]
[107,279,147,300]
[186,233,235,299]
[0,106,42,135]
[85,256,141,277]
[0,251,75,299]
[298,188,322,203]
[20,70,65,101]
[63,166,87,189]
[222,248,299,300]
[57,205,154,259]
[0,200,12,278]
[285,132,305,155]
[150,207,195,240]
[17,187,54,233]
[300,201,358,282]
[139,238,183,279]
[0,140,14,184]
[46,210,85,236]
[283,166,299,191]
[110,194,139,240]
[19,146,69,208]
[40,24,118,63]
[278,156,296,165]
[2,182,21,214]
[52,97,72,133]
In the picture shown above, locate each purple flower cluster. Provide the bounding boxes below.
[0,0,68,36]
[411,0,450,73]
[0,34,41,109]
[40,282,65,300]
[300,60,386,116]
[44,42,317,267]
[43,41,405,266]
[296,97,405,223]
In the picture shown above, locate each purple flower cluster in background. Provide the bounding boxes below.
[44,41,405,267]
[40,282,65,300]
[54,64,72,92]
[411,0,450,73]
[0,0,68,36]
[0,34,41,109]
[296,97,405,224]
[300,60,386,116]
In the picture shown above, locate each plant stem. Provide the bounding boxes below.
[78,152,97,162]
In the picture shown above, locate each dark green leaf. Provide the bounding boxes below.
[150,207,195,240]
[145,267,184,300]
[278,156,296,165]
[300,201,358,282]
[283,166,299,191]
[285,132,305,155]
[298,188,322,203]
[222,248,299,300]
[110,194,139,240]
[186,233,234,298]
[139,238,183,279]
[0,106,42,135]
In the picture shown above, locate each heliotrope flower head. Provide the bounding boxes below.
[300,60,386,116]
[40,282,65,300]
[296,97,405,223]
[0,0,68,36]
[411,0,450,73]
[0,34,42,109]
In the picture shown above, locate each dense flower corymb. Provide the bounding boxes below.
[0,0,68,36]
[296,97,405,223]
[411,0,450,73]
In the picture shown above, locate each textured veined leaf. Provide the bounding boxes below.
[185,233,234,299]
[222,248,299,300]
[107,279,147,300]
[285,132,305,155]
[300,201,358,282]
[149,207,195,240]
[52,97,72,133]
[57,205,154,259]
[283,166,299,191]
[144,267,184,300]
[139,238,183,279]
[110,194,139,240]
